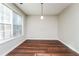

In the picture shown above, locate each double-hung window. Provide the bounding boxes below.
[0,4,22,40]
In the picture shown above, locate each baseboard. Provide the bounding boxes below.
[59,40,79,54]
[3,38,26,56]
[26,38,59,40]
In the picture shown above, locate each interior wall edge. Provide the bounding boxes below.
[58,4,72,16]
[59,39,79,54]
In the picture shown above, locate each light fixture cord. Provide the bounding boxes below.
[41,3,43,16]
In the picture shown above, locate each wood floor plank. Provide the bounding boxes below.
[7,40,79,56]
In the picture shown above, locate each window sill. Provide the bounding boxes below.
[0,35,23,45]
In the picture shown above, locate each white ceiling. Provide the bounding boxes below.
[15,3,70,16]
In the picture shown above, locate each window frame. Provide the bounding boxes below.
[0,3,23,42]
[3,3,23,36]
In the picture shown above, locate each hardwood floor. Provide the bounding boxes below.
[7,40,79,56]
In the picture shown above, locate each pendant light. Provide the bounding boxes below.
[40,3,44,20]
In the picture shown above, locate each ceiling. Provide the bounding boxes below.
[15,3,70,16]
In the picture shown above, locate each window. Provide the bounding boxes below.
[0,4,22,40]
[13,12,22,36]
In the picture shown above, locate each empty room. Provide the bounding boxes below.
[0,3,79,56]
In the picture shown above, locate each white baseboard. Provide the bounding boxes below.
[26,38,59,40]
[3,38,26,56]
[59,40,79,54]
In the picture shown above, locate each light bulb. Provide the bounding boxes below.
[40,16,44,20]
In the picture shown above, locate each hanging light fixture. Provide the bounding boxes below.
[40,3,44,20]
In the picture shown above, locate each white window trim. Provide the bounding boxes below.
[0,4,23,43]
[0,35,23,44]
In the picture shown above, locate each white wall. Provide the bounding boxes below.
[25,16,58,40]
[58,4,79,53]
[0,3,26,55]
